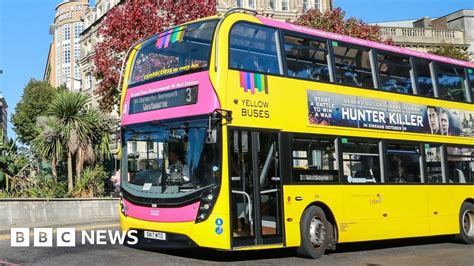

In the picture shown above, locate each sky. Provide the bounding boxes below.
[0,0,473,140]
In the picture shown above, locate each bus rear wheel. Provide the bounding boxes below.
[458,202,474,244]
[297,206,333,259]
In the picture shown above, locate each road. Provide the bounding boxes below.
[0,225,472,266]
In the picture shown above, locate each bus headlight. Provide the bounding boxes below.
[195,186,219,223]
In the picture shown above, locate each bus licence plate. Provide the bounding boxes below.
[144,231,166,240]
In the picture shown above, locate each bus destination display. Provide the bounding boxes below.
[129,86,198,114]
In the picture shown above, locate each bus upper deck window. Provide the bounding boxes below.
[414,58,434,97]
[468,68,474,102]
[376,51,413,94]
[229,23,282,75]
[436,63,468,102]
[332,42,374,89]
[283,34,330,82]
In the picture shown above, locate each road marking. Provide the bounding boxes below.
[0,223,120,241]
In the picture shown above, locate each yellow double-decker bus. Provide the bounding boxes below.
[118,9,474,258]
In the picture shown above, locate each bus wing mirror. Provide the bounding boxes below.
[206,129,217,144]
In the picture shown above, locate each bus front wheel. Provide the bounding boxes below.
[458,202,474,244]
[297,206,333,259]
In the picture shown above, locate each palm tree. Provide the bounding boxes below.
[48,91,94,192]
[75,108,115,181]
[33,91,115,194]
[32,116,64,178]
[0,132,30,192]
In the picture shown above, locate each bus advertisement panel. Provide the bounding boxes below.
[308,90,474,137]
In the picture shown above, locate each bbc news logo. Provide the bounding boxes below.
[10,228,138,247]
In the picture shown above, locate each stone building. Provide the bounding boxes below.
[44,0,89,91]
[374,9,473,59]
[78,0,121,108]
[218,0,333,20]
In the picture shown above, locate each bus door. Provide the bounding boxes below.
[229,129,283,247]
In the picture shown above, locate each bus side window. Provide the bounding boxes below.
[386,142,422,184]
[291,136,339,183]
[446,146,474,183]
[424,144,443,183]
[229,23,281,75]
[332,42,374,89]
[413,58,434,97]
[341,138,381,184]
[283,34,330,82]
[376,51,413,94]
[435,63,468,102]
[468,68,474,103]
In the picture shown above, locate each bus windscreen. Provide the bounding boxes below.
[130,20,217,86]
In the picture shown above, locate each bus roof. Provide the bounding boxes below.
[257,16,474,69]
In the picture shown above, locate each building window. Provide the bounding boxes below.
[74,65,80,80]
[386,142,421,183]
[248,0,255,9]
[62,66,71,85]
[283,34,330,82]
[74,43,80,61]
[62,24,71,41]
[56,35,62,84]
[376,51,413,94]
[280,0,289,11]
[147,141,155,151]
[303,0,309,11]
[229,22,282,75]
[269,0,275,9]
[131,141,137,153]
[314,0,321,11]
[333,41,375,89]
[74,22,84,40]
[104,0,111,12]
[236,0,242,7]
[86,73,92,91]
[55,29,61,45]
[62,44,70,64]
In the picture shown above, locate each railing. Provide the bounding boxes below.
[379,26,465,45]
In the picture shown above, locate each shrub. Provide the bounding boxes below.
[24,175,68,198]
[8,171,68,198]
[73,165,109,198]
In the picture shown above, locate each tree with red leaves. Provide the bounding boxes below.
[93,0,217,112]
[293,8,393,45]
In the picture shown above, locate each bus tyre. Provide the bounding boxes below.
[458,202,474,244]
[297,206,332,259]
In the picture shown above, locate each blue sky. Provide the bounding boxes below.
[335,0,474,23]
[0,0,473,140]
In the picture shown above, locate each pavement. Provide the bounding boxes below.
[0,218,119,235]
[0,222,472,265]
